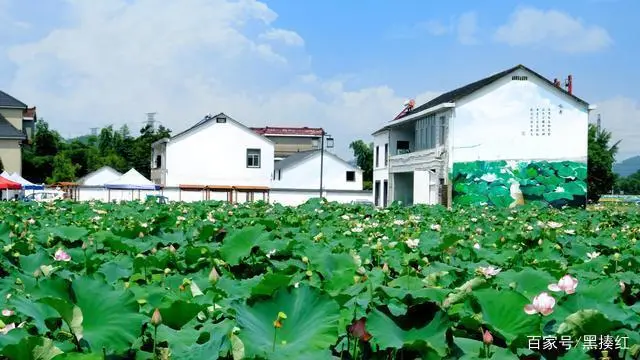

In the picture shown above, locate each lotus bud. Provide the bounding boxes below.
[382,263,389,273]
[14,278,22,286]
[305,270,313,277]
[33,269,42,278]
[537,239,543,246]
[613,253,621,261]
[302,256,309,264]
[620,281,626,292]
[151,308,162,327]
[208,267,220,283]
[124,282,130,288]
[82,242,87,250]
[482,330,493,345]
[151,248,157,254]
[164,268,171,275]
[168,245,176,253]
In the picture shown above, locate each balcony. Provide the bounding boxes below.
[389,147,446,173]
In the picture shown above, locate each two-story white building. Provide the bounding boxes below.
[151,113,274,188]
[373,64,594,208]
[272,149,363,190]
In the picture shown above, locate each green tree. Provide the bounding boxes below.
[587,124,620,202]
[47,153,80,183]
[616,170,640,194]
[349,140,373,190]
[0,157,4,172]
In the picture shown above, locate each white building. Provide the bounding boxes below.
[151,113,274,188]
[373,64,594,208]
[272,149,363,190]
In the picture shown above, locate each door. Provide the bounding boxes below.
[374,181,381,206]
[413,170,430,204]
[383,180,388,207]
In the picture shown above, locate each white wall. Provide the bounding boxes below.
[451,68,589,165]
[66,186,371,206]
[164,118,274,187]
[372,131,389,206]
[273,152,362,190]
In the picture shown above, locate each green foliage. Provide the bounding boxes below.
[0,200,639,359]
[22,120,171,183]
[588,124,620,201]
[616,169,640,195]
[452,160,588,208]
[349,140,373,188]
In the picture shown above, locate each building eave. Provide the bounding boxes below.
[372,102,455,135]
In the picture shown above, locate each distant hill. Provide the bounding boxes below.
[614,156,640,177]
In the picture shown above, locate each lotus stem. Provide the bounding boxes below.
[153,326,158,359]
[272,328,277,352]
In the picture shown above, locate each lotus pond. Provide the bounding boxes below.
[0,200,639,360]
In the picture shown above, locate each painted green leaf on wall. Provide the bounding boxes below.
[452,159,587,209]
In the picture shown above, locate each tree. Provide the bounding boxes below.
[587,124,620,201]
[349,140,373,190]
[0,157,4,172]
[616,170,640,194]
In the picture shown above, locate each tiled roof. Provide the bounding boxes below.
[396,64,589,121]
[0,113,26,139]
[0,90,27,109]
[251,126,324,136]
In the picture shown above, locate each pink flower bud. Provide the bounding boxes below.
[151,308,162,327]
[482,330,493,345]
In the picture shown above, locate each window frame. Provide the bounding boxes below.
[246,148,261,168]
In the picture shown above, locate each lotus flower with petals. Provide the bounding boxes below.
[548,275,578,294]
[348,318,372,342]
[524,292,556,316]
[54,248,71,262]
[478,266,501,278]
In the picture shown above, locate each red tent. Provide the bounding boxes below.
[0,175,21,190]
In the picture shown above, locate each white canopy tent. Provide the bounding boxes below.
[8,172,45,190]
[104,168,160,201]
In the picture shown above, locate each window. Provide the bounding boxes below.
[374,181,381,206]
[511,75,528,81]
[346,171,356,182]
[414,114,437,150]
[216,117,227,123]
[397,141,410,154]
[155,155,162,169]
[384,143,388,166]
[375,146,379,167]
[439,116,448,145]
[247,149,261,168]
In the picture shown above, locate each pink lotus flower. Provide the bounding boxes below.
[1,309,13,317]
[478,266,501,278]
[54,248,71,262]
[524,292,556,316]
[548,275,578,294]
[0,322,23,335]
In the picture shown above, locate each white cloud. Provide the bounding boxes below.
[416,20,450,36]
[457,12,479,45]
[4,0,426,159]
[589,97,640,161]
[494,7,612,53]
[259,29,304,46]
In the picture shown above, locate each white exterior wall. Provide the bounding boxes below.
[372,131,389,206]
[66,186,371,206]
[450,69,589,166]
[164,120,274,187]
[273,152,363,190]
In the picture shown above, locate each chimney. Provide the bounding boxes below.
[565,75,573,94]
[553,78,561,87]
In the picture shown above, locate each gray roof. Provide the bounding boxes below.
[0,113,26,140]
[403,64,589,119]
[275,150,317,170]
[275,149,360,171]
[0,90,27,109]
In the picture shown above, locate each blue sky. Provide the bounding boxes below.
[1,0,638,161]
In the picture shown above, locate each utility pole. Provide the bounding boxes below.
[90,127,99,136]
[318,130,334,199]
[597,114,601,132]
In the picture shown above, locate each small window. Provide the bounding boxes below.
[346,171,355,182]
[155,155,162,169]
[216,117,227,123]
[512,75,528,81]
[375,146,379,167]
[384,143,388,166]
[247,149,261,168]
